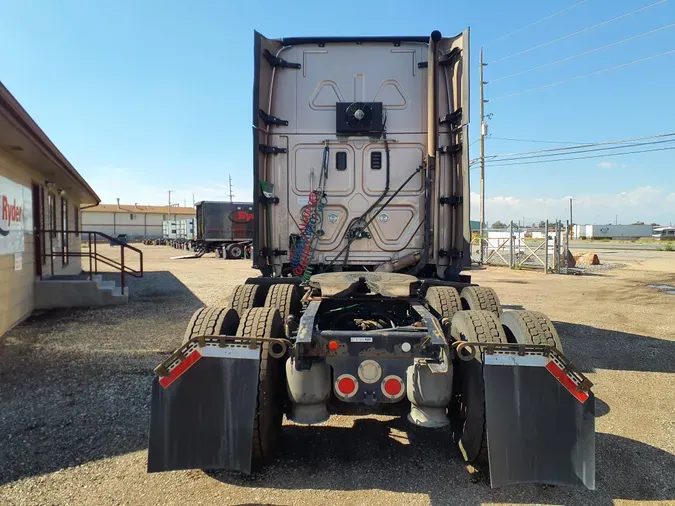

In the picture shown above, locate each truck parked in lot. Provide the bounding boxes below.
[190,201,253,258]
[148,29,595,490]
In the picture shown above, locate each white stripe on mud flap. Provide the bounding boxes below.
[484,354,548,367]
[200,346,260,360]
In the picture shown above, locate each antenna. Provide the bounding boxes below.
[229,175,234,203]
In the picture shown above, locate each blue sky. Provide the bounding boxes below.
[1,0,673,225]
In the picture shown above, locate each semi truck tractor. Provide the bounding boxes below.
[148,29,595,489]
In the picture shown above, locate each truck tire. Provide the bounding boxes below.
[183,306,239,343]
[450,310,507,465]
[460,286,502,316]
[264,284,301,322]
[236,307,285,466]
[425,286,462,320]
[226,243,244,259]
[227,284,266,317]
[500,310,563,352]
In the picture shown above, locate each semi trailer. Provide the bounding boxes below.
[148,29,595,489]
[190,201,254,258]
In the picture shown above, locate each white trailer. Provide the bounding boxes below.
[162,219,195,240]
[583,224,652,240]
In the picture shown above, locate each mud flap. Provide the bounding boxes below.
[147,346,260,474]
[483,355,595,489]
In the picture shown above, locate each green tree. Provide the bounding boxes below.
[491,221,507,229]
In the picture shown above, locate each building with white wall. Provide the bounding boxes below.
[81,204,196,239]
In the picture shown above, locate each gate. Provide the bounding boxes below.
[472,221,570,274]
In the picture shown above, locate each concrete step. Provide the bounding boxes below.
[35,278,128,309]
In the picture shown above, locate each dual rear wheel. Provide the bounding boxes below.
[183,282,302,468]
[425,285,562,465]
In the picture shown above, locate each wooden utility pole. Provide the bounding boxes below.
[479,47,486,263]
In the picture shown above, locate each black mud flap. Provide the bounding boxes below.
[147,347,260,474]
[483,354,595,489]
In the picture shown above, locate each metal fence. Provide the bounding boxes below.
[471,220,571,274]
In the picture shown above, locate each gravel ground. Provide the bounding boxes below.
[1,245,674,506]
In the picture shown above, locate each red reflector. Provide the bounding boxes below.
[545,360,590,403]
[159,349,202,389]
[328,340,339,351]
[384,377,402,396]
[337,377,356,395]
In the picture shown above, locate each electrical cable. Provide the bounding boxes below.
[488,0,667,63]
[485,0,590,46]
[481,132,675,159]
[488,136,587,145]
[479,145,675,168]
[490,22,675,82]
[483,138,675,163]
[341,115,390,268]
[490,48,675,100]
[326,165,423,268]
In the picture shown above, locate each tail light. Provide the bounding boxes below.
[335,374,358,398]
[381,375,405,399]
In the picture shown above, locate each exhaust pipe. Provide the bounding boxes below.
[375,252,421,273]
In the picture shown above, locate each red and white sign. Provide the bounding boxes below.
[0,176,32,255]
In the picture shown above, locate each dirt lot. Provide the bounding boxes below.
[1,245,674,506]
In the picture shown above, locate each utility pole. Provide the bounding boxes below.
[569,197,573,239]
[229,174,234,203]
[479,47,486,263]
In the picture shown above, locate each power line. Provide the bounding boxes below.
[485,0,590,46]
[489,136,588,145]
[483,132,675,159]
[490,22,675,82]
[478,145,675,168]
[488,0,667,64]
[490,48,675,100]
[485,138,675,163]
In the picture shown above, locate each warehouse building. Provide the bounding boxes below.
[81,203,195,239]
[0,81,101,336]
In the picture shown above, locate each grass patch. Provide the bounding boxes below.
[664,242,674,252]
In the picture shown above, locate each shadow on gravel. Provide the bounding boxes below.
[554,322,675,373]
[211,420,675,506]
[0,271,203,486]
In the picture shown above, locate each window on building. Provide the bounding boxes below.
[163,214,167,220]
[73,203,79,233]
[48,193,56,236]
[130,213,136,220]
[61,198,69,265]
[40,186,46,264]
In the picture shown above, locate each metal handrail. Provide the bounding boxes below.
[40,230,143,293]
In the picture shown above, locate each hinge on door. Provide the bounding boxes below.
[439,108,462,127]
[258,109,288,127]
[438,47,461,66]
[438,249,463,259]
[439,196,463,206]
[263,49,301,69]
[258,144,287,155]
[440,144,461,155]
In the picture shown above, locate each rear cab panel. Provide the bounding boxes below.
[252,32,470,277]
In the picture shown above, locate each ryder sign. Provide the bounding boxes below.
[0,176,31,254]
